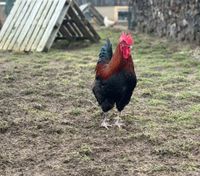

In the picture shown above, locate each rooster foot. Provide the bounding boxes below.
[114,117,124,128]
[101,120,112,129]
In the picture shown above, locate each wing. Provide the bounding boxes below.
[116,72,137,112]
[92,79,115,112]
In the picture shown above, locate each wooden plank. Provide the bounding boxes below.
[63,26,74,38]
[0,0,22,43]
[70,22,83,37]
[72,1,100,42]
[63,19,77,37]
[43,2,72,51]
[68,7,94,42]
[59,25,73,40]
[3,0,31,50]
[6,0,34,50]
[20,0,48,51]
[57,31,62,38]
[30,0,58,51]
[25,0,53,51]
[62,19,75,23]
[37,0,70,51]
[13,0,43,51]
[0,0,24,49]
[14,0,43,51]
[74,22,84,37]
[65,15,83,37]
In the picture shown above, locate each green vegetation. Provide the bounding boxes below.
[0,28,199,175]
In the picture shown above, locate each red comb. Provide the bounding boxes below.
[119,32,134,45]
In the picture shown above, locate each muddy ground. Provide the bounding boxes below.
[0,28,200,176]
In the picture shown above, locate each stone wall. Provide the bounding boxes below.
[129,0,200,44]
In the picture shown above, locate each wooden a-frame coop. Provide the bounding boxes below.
[0,0,100,52]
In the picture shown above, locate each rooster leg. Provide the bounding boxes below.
[114,112,124,128]
[101,112,112,129]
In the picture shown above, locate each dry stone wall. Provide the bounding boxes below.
[129,0,200,44]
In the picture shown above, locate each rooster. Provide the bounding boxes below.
[92,33,137,129]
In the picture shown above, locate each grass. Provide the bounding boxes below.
[0,27,200,176]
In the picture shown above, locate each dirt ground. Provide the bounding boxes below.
[0,28,200,176]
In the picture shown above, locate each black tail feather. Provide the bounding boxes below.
[98,39,113,64]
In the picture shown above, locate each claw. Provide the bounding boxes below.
[114,112,124,128]
[101,121,112,129]
[100,112,112,129]
[114,120,124,128]
[114,119,125,128]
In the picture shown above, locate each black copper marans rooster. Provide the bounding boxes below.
[92,33,137,129]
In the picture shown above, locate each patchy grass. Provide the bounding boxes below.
[0,28,200,176]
